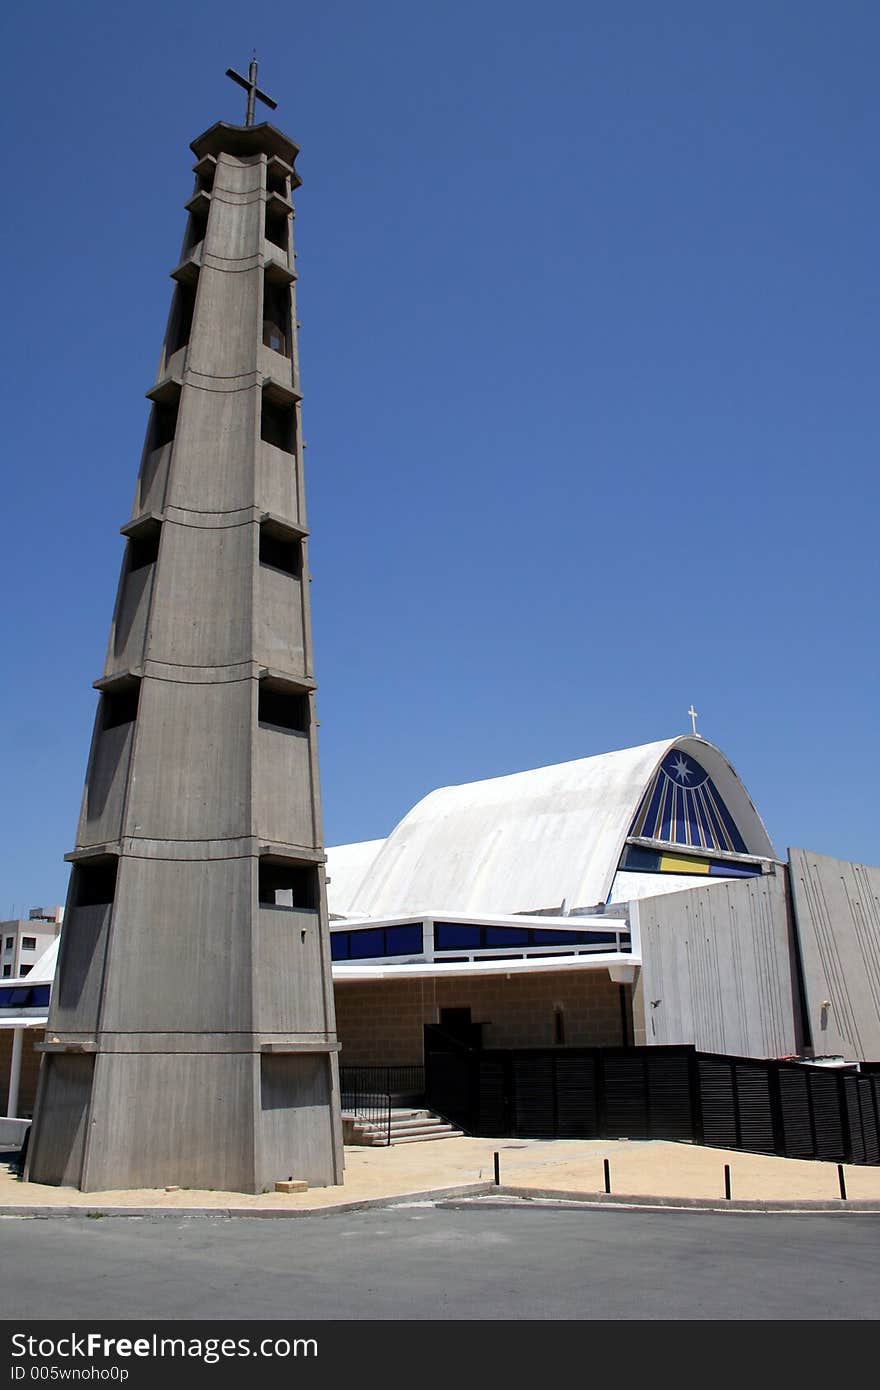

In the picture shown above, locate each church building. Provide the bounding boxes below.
[324,732,797,1068]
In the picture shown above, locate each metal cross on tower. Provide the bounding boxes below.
[688,704,699,735]
[226,56,278,127]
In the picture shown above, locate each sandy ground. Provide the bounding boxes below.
[3,1135,880,1212]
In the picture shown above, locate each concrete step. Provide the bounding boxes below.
[343,1104,464,1146]
[389,1128,464,1144]
[389,1126,456,1139]
[387,1117,443,1132]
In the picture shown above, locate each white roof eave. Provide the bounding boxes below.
[331,951,640,983]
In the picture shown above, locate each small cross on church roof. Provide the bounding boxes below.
[226,55,278,127]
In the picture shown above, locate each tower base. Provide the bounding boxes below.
[26,1046,344,1194]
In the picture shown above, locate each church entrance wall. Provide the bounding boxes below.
[333,971,626,1068]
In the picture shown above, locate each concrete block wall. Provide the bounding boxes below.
[334,970,627,1067]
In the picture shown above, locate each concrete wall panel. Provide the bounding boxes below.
[168,387,258,514]
[213,154,261,198]
[633,873,798,1058]
[259,343,295,392]
[788,847,880,1061]
[100,856,254,1033]
[125,679,251,841]
[135,442,172,516]
[106,560,154,675]
[148,521,252,668]
[258,1054,337,1188]
[188,267,261,379]
[256,440,298,523]
[27,1055,94,1187]
[81,1052,256,1192]
[77,721,134,847]
[254,726,315,848]
[50,904,113,1034]
[206,196,262,265]
[254,907,328,1033]
[255,564,305,671]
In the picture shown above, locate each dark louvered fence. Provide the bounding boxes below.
[423,1027,880,1165]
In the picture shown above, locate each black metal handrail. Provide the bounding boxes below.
[340,1086,392,1145]
[339,1066,426,1147]
[339,1065,425,1098]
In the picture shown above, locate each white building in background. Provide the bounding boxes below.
[1,907,63,980]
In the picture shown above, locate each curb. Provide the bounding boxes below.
[3,1182,880,1220]
[0,1182,497,1220]
[438,1184,880,1215]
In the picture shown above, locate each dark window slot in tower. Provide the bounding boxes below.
[259,524,301,577]
[265,207,288,251]
[266,169,288,198]
[127,525,161,572]
[102,681,141,730]
[196,168,215,194]
[260,396,296,453]
[258,683,309,734]
[262,276,291,356]
[75,858,118,908]
[149,398,179,451]
[185,208,209,251]
[259,860,318,911]
[167,280,197,356]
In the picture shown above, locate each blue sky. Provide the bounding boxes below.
[1,1,878,909]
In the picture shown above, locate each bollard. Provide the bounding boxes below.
[603,1158,611,1194]
[493,1151,500,1186]
[724,1164,731,1201]
[838,1164,847,1201]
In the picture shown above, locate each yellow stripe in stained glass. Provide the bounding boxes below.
[659,853,711,875]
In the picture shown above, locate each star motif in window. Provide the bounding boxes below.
[671,755,692,783]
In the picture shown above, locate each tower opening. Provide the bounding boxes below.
[148,399,179,451]
[258,681,309,734]
[74,858,118,908]
[101,681,141,731]
[127,523,161,572]
[259,523,301,577]
[265,205,289,251]
[185,206,209,251]
[166,280,198,356]
[262,275,291,356]
[259,859,319,911]
[260,394,296,452]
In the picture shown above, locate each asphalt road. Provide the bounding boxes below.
[1,1201,878,1320]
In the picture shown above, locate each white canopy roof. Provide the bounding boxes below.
[326,735,776,919]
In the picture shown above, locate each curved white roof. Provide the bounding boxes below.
[327,735,776,919]
[325,838,387,917]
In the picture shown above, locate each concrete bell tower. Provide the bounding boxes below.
[26,68,344,1193]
